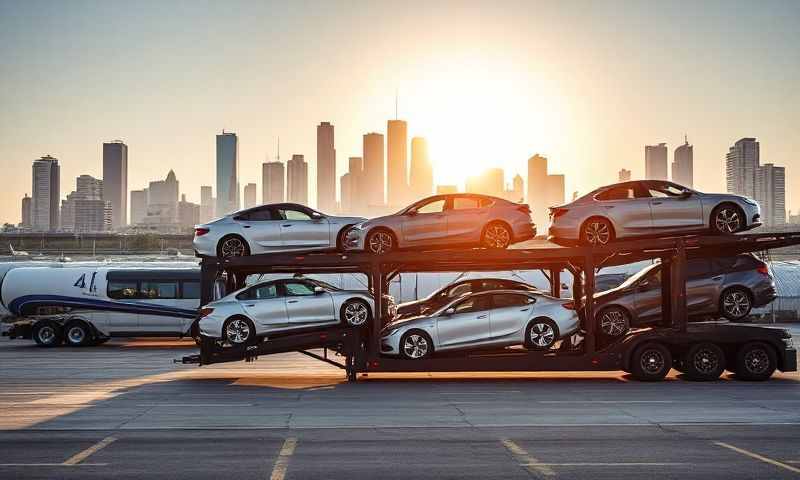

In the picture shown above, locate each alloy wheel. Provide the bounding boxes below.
[220,237,246,257]
[584,221,610,245]
[715,208,741,233]
[483,225,511,248]
[67,326,85,344]
[640,349,665,375]
[743,348,770,375]
[723,290,751,319]
[225,318,251,344]
[403,334,429,359]
[344,302,369,326]
[368,232,393,254]
[38,326,56,345]
[529,322,555,347]
[600,309,627,336]
[692,347,720,375]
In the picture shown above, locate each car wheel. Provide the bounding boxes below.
[682,343,725,381]
[341,299,371,327]
[64,320,93,347]
[217,235,250,259]
[735,342,776,381]
[711,204,743,234]
[223,316,256,346]
[720,287,752,321]
[366,229,394,255]
[597,307,630,337]
[525,318,559,350]
[581,218,613,246]
[482,222,512,249]
[32,321,63,347]
[400,330,433,360]
[630,342,672,381]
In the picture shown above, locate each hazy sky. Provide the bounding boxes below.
[1,0,798,223]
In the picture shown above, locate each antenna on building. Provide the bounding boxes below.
[277,136,280,162]
[685,134,688,145]
[395,88,398,120]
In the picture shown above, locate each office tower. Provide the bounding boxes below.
[466,168,504,197]
[216,131,238,215]
[672,137,693,187]
[61,175,109,233]
[130,189,148,225]
[20,194,31,228]
[387,119,408,206]
[726,138,760,198]
[263,161,285,204]
[410,137,433,198]
[76,175,103,199]
[527,154,548,228]
[363,133,385,207]
[102,140,127,228]
[178,194,201,230]
[436,185,458,195]
[545,174,565,208]
[506,174,524,202]
[144,170,180,227]
[340,157,363,214]
[243,183,257,209]
[645,143,668,180]
[31,155,60,231]
[316,122,336,212]
[618,168,631,182]
[287,154,308,204]
[756,164,786,227]
[199,186,214,223]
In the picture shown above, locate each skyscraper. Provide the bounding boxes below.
[263,161,285,204]
[316,122,336,212]
[61,175,108,233]
[143,170,180,229]
[726,138,760,198]
[387,119,408,206]
[545,174,565,209]
[527,154,548,228]
[672,137,693,187]
[756,163,786,227]
[130,189,148,225]
[340,157,363,214]
[363,133,385,207]
[216,131,238,215]
[199,186,214,223]
[618,168,631,182]
[410,137,433,198]
[178,194,200,230]
[102,140,127,228]
[31,155,60,231]
[287,154,308,205]
[645,143,668,180]
[243,183,257,209]
[20,194,31,228]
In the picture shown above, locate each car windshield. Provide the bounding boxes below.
[615,263,660,290]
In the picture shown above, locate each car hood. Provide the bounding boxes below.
[382,314,430,331]
[329,215,367,226]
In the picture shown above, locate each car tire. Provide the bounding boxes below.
[400,330,433,360]
[32,320,63,347]
[341,299,372,327]
[711,204,744,235]
[366,229,395,255]
[630,342,672,381]
[481,222,512,249]
[581,217,614,246]
[222,316,256,346]
[217,235,250,259]
[525,317,560,350]
[682,343,725,381]
[64,320,93,347]
[597,306,630,337]
[734,342,777,381]
[720,287,752,321]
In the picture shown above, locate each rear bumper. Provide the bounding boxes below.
[513,223,537,242]
[752,284,778,308]
[781,348,797,372]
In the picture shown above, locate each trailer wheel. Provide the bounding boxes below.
[400,330,433,360]
[32,320,63,347]
[682,343,725,381]
[525,318,559,350]
[630,342,672,381]
[64,320,93,347]
[734,342,777,381]
[341,299,371,327]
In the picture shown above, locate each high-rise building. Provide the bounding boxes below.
[672,137,693,187]
[199,186,214,223]
[340,157,363,215]
[130,189,148,225]
[410,137,433,198]
[545,174,565,209]
[387,119,408,207]
[60,175,109,233]
[287,154,308,205]
[20,194,31,228]
[243,183,257,209]
[527,154,548,228]
[726,138,760,198]
[143,170,180,229]
[31,155,60,231]
[178,194,200,230]
[645,143,668,180]
[510,174,524,202]
[316,122,336,212]
[618,168,631,182]
[756,163,786,227]
[216,131,238,215]
[263,161,285,204]
[102,140,127,228]
[363,133,385,207]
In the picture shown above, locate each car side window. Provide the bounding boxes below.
[238,283,278,300]
[492,293,530,308]
[108,281,139,299]
[648,183,686,198]
[415,198,446,214]
[284,281,316,296]
[451,296,491,314]
[687,259,711,278]
[140,281,177,299]
[596,187,635,201]
[452,197,481,210]
[643,271,662,289]
[479,198,495,208]
[447,282,473,298]
[713,257,737,273]
[278,209,313,221]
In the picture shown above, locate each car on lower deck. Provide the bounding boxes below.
[396,277,539,318]
[594,254,776,337]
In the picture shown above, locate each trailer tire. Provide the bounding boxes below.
[630,342,672,381]
[64,320,93,347]
[682,343,725,381]
[734,342,777,381]
[32,320,63,348]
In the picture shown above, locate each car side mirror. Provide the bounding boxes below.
[406,210,418,217]
[311,212,324,220]
[679,191,692,199]
[443,307,455,316]
[314,286,325,294]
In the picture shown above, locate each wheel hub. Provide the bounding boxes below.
[221,238,245,257]
[744,349,769,374]
[38,326,55,344]
[715,209,741,233]
[530,323,555,347]
[600,310,626,336]
[484,226,510,248]
[226,319,251,344]
[403,334,428,358]
[640,350,665,374]
[693,349,719,374]
[68,326,85,343]
[585,222,610,245]
[345,303,368,326]
[369,233,392,254]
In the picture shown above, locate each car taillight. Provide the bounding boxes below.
[757,264,769,275]
[199,307,214,318]
[549,207,568,220]
[195,227,210,237]
[561,301,575,310]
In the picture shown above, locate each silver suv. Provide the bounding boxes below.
[594,254,777,336]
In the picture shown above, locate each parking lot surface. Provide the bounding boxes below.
[1,336,799,479]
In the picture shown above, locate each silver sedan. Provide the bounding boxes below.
[380,290,579,359]
[344,194,536,254]
[548,180,761,246]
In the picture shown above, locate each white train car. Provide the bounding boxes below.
[1,266,200,347]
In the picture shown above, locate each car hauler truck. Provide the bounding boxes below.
[182,232,799,382]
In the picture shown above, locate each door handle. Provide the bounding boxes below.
[243,225,251,228]
[651,201,662,205]
[282,224,292,227]
[712,276,723,281]
[287,299,299,304]
[477,314,488,319]
[520,308,530,312]
[245,304,255,307]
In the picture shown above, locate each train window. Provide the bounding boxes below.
[108,281,139,299]
[140,281,177,299]
[181,281,201,299]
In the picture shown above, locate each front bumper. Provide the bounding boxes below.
[343,228,367,250]
[379,329,402,355]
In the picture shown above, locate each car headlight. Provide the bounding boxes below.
[782,337,794,349]
[743,197,758,206]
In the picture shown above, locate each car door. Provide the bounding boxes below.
[276,207,332,249]
[282,280,336,327]
[238,283,289,330]
[646,182,704,230]
[105,278,140,332]
[446,196,490,242]
[234,207,282,249]
[632,268,664,321]
[594,185,653,234]
[686,259,724,315]
[435,295,492,349]
[137,280,183,332]
[489,293,534,342]
[401,197,449,245]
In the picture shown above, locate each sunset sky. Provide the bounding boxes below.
[0,0,798,223]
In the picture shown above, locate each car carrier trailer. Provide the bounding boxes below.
[182,232,800,382]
